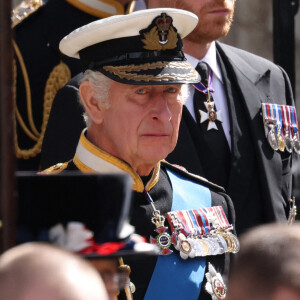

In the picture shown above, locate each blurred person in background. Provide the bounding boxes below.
[227,222,300,300]
[0,242,109,300]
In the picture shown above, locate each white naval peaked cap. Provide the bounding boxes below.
[59,8,200,85]
[59,8,198,58]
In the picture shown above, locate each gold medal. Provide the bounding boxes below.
[217,231,233,253]
[277,132,285,152]
[227,232,240,253]
[199,239,210,256]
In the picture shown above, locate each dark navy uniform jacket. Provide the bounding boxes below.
[42,152,235,300]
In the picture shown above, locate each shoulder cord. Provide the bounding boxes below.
[13,40,71,159]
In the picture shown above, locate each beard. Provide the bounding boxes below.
[187,12,234,44]
[160,0,235,44]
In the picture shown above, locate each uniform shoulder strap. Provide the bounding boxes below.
[161,160,225,193]
[40,162,69,174]
[12,0,44,28]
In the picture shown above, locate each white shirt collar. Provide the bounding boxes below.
[184,42,223,83]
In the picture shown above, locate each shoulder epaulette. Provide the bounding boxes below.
[161,160,225,193]
[11,0,43,28]
[40,162,69,174]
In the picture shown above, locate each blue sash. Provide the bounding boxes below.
[144,168,212,300]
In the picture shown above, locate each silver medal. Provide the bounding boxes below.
[210,235,225,255]
[267,127,279,151]
[293,136,300,155]
[284,135,293,153]
[194,238,207,256]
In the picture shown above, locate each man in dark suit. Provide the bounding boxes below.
[146,0,297,235]
[41,8,237,299]
[13,0,134,171]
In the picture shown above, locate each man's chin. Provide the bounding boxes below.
[187,18,233,43]
[140,147,172,164]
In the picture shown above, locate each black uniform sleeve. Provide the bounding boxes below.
[41,76,85,169]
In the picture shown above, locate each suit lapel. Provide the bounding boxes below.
[217,42,283,212]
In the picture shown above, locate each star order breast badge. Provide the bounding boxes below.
[199,100,222,131]
[205,263,227,300]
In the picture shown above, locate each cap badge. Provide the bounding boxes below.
[155,13,172,45]
[141,13,178,51]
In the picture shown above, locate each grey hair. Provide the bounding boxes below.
[79,69,190,127]
[79,70,113,127]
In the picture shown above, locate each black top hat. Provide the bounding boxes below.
[59,8,200,85]
[16,171,158,257]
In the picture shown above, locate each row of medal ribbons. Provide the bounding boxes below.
[166,206,240,260]
[262,103,300,154]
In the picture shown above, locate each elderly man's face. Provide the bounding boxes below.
[96,82,184,175]
[148,0,235,43]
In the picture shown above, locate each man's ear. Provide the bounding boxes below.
[79,81,104,124]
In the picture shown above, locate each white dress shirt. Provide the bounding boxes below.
[184,42,231,149]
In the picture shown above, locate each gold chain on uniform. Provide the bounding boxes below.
[13,40,71,159]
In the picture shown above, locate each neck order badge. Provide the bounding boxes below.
[194,62,222,131]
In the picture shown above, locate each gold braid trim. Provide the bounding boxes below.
[103,61,199,82]
[39,162,68,174]
[105,61,193,72]
[13,39,40,137]
[13,40,71,159]
[125,0,135,14]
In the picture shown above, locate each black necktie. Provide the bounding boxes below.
[192,61,231,187]
[193,62,218,127]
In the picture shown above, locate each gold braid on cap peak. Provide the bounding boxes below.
[103,61,199,82]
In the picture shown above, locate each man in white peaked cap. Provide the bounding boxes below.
[42,8,237,300]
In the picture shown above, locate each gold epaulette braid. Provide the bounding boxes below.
[39,162,68,174]
[13,40,71,159]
